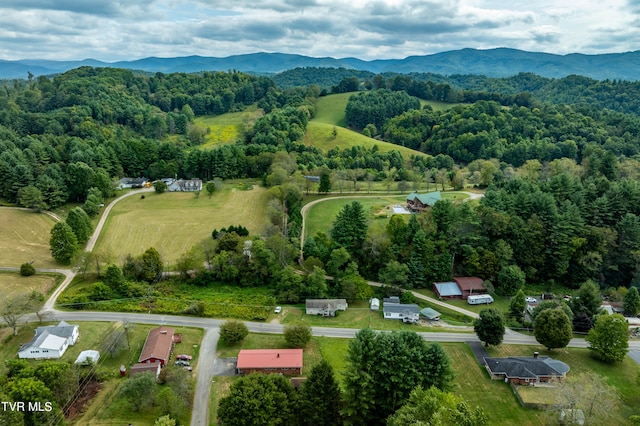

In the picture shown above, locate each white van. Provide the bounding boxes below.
[467,294,494,305]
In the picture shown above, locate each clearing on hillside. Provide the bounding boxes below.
[94,184,269,264]
[195,106,262,148]
[0,208,58,268]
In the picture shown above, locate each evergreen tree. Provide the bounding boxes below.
[509,288,527,322]
[298,360,342,425]
[623,286,640,316]
[49,222,78,264]
[331,201,368,259]
[65,206,93,244]
[319,169,331,193]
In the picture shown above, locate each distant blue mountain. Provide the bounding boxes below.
[2,48,640,80]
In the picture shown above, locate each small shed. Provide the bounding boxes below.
[129,361,162,378]
[420,307,441,321]
[75,350,100,365]
[370,298,380,310]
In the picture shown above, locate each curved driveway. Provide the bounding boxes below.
[6,188,640,426]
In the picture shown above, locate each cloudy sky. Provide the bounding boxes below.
[1,0,639,62]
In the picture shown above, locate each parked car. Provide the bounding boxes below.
[176,354,192,361]
[175,360,190,367]
[526,297,537,303]
[183,366,193,372]
[274,306,282,314]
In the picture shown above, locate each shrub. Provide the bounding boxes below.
[20,262,36,276]
[284,324,312,348]
[220,320,249,344]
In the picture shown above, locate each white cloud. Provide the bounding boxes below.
[0,0,637,61]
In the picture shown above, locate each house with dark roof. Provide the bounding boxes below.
[18,321,79,359]
[305,299,348,317]
[406,191,442,212]
[484,354,570,385]
[383,298,420,323]
[118,177,149,189]
[236,349,303,376]
[433,281,464,299]
[138,326,175,367]
[453,277,487,299]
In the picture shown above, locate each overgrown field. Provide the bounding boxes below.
[0,208,59,268]
[58,278,277,321]
[194,106,261,148]
[93,184,269,265]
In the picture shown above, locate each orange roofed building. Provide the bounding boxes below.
[236,349,303,376]
[138,326,175,367]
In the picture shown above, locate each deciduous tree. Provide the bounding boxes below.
[119,372,157,412]
[219,320,249,344]
[284,324,312,348]
[387,386,487,426]
[1,294,37,335]
[474,308,505,346]
[585,313,629,362]
[534,308,572,350]
[218,374,297,426]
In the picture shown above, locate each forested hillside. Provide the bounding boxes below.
[1,66,640,291]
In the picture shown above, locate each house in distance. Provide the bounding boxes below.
[305,299,348,317]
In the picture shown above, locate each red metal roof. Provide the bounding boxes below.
[138,326,174,364]
[453,276,485,291]
[237,349,303,369]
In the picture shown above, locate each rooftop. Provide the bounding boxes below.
[237,349,303,369]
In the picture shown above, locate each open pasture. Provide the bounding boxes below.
[0,208,58,268]
[304,192,469,239]
[94,184,269,264]
[195,107,261,148]
[0,271,60,299]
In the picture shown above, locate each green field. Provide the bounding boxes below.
[0,208,59,268]
[0,271,61,299]
[304,192,470,240]
[93,184,269,264]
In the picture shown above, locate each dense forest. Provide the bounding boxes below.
[1,66,640,292]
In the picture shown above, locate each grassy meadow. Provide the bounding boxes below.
[0,208,59,268]
[303,192,470,240]
[0,270,61,299]
[93,183,269,264]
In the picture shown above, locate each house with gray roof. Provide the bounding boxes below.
[18,321,79,360]
[383,302,420,323]
[306,299,348,317]
[484,353,570,385]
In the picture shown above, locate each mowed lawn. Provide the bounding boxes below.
[0,271,60,299]
[0,208,59,268]
[304,192,469,240]
[94,184,269,264]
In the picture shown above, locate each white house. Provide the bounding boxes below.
[383,301,420,323]
[167,179,203,192]
[305,299,348,317]
[18,321,79,360]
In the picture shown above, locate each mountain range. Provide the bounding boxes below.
[2,48,640,81]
